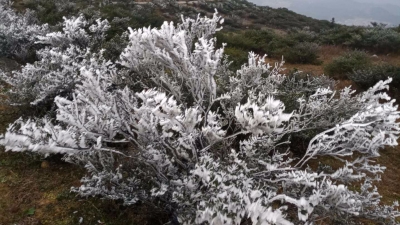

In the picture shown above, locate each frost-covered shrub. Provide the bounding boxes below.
[36,14,110,50]
[1,12,400,225]
[0,15,111,106]
[0,0,49,61]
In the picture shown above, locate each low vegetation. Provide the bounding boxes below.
[324,50,371,79]
[349,63,400,91]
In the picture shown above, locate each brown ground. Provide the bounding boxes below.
[1,46,400,224]
[0,151,168,225]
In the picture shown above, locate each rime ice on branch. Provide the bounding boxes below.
[1,15,111,105]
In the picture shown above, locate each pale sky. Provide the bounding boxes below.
[247,0,400,26]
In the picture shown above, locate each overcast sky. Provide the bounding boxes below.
[247,0,400,26]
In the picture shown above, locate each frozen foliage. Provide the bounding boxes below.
[0,0,49,60]
[1,15,111,105]
[37,14,110,50]
[1,10,400,225]
[119,12,226,109]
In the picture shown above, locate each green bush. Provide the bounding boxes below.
[356,26,400,53]
[100,3,164,28]
[324,50,370,79]
[319,26,364,46]
[216,30,279,54]
[224,47,248,71]
[264,38,289,57]
[102,33,129,61]
[217,29,322,65]
[319,26,400,53]
[24,0,76,25]
[349,63,400,90]
[216,32,258,52]
[283,42,320,64]
[286,28,318,43]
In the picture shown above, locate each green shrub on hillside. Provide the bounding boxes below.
[349,63,400,90]
[216,30,278,54]
[23,0,76,25]
[100,3,164,28]
[284,42,320,64]
[223,47,248,71]
[102,33,129,61]
[319,26,364,46]
[286,28,318,43]
[355,26,400,53]
[324,50,370,79]
[218,28,323,64]
[319,25,400,53]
